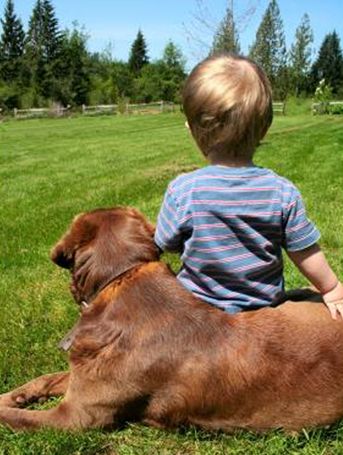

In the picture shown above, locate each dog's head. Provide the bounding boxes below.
[50,207,159,304]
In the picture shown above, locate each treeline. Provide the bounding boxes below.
[0,0,186,110]
[211,0,343,100]
[0,0,343,111]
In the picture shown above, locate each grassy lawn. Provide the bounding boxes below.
[1,110,343,454]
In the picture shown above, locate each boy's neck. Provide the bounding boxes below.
[208,157,254,168]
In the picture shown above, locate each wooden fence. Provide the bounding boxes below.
[82,101,175,116]
[312,100,343,115]
[13,105,70,119]
[272,102,286,115]
[8,101,176,120]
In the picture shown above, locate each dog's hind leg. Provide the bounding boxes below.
[0,372,69,408]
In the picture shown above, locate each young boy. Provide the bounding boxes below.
[154,53,343,318]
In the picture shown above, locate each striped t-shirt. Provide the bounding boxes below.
[154,165,320,313]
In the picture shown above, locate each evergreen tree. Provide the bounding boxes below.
[40,0,63,99]
[211,4,240,55]
[26,0,44,60]
[249,0,287,97]
[25,0,45,97]
[289,14,313,96]
[111,61,135,99]
[162,41,185,74]
[0,0,25,82]
[134,63,163,103]
[160,41,186,101]
[311,31,343,95]
[128,29,149,75]
[42,0,61,62]
[25,0,63,101]
[57,25,91,106]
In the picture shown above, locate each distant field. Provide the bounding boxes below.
[1,112,343,454]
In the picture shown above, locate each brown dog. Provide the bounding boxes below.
[1,206,343,432]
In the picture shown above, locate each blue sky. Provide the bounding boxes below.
[1,0,343,69]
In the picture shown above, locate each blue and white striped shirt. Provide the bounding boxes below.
[155,165,320,313]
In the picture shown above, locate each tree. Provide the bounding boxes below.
[289,14,313,96]
[0,0,25,82]
[26,0,44,60]
[160,41,186,101]
[249,0,287,97]
[185,0,258,60]
[163,41,186,70]
[41,0,61,62]
[310,31,343,95]
[128,29,149,75]
[111,61,135,99]
[211,3,240,54]
[24,0,63,100]
[57,25,91,106]
[41,0,63,100]
[25,0,46,97]
[134,63,164,103]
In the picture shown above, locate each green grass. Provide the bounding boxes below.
[1,111,343,454]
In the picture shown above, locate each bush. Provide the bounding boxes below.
[117,97,129,114]
[328,103,343,115]
[88,76,118,106]
[0,83,21,110]
[313,79,333,114]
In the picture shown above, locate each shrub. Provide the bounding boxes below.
[328,103,343,115]
[313,79,333,114]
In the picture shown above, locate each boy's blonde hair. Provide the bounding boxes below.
[182,53,273,159]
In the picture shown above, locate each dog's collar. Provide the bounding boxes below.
[77,262,147,307]
[58,262,147,352]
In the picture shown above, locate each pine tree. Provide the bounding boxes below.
[57,25,91,106]
[161,41,186,101]
[40,0,62,99]
[0,0,25,82]
[289,14,313,96]
[249,0,287,94]
[25,0,63,100]
[26,0,44,60]
[42,0,61,62]
[24,0,45,98]
[211,4,240,54]
[311,31,343,95]
[162,41,185,73]
[128,30,149,75]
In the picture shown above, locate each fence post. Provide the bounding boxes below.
[14,108,17,118]
[160,100,164,113]
[82,104,86,114]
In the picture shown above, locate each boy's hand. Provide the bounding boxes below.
[323,282,343,320]
[325,300,343,320]
[287,245,343,321]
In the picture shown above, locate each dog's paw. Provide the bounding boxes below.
[0,391,47,408]
[0,392,18,408]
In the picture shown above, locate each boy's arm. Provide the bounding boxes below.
[154,185,184,254]
[287,244,343,319]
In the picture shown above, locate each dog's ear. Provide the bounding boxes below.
[50,215,96,269]
[126,207,155,238]
[50,241,74,269]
